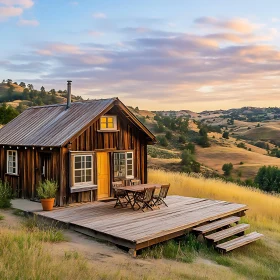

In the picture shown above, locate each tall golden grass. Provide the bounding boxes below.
[149,169,280,232]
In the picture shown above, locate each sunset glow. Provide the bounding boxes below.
[1,0,280,111]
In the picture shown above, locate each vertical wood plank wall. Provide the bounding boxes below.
[0,147,60,200]
[67,107,149,203]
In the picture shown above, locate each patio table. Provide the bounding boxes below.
[115,184,161,210]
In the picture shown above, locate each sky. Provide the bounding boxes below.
[1,0,280,112]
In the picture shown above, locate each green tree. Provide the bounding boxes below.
[185,142,195,154]
[0,103,19,124]
[255,166,280,193]
[165,131,172,140]
[222,131,229,139]
[157,136,168,147]
[178,135,186,144]
[198,127,210,147]
[222,163,233,176]
[181,150,201,173]
[19,82,26,88]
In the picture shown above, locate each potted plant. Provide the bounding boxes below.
[37,180,58,211]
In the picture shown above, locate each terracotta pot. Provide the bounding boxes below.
[41,198,55,211]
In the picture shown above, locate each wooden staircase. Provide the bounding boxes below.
[193,216,263,254]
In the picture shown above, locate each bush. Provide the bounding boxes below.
[237,142,247,149]
[165,131,172,140]
[185,142,195,154]
[157,136,168,147]
[255,166,280,193]
[181,150,201,173]
[0,180,12,208]
[37,180,58,199]
[222,163,233,176]
[178,135,186,144]
[222,131,229,139]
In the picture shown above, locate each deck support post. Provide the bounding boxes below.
[129,249,137,258]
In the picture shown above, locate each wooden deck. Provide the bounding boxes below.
[35,195,248,252]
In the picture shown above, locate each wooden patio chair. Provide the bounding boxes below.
[153,184,170,207]
[112,181,128,208]
[133,187,156,211]
[131,179,141,186]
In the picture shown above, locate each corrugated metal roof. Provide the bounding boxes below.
[0,98,116,147]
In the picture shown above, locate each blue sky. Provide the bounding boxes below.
[1,0,280,111]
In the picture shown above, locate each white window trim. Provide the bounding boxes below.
[7,150,18,175]
[99,115,117,131]
[125,151,134,179]
[114,151,134,179]
[73,154,93,186]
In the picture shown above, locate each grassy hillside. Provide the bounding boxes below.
[148,169,280,279]
[129,106,280,182]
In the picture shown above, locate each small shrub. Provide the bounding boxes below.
[0,180,13,208]
[240,161,244,165]
[222,131,229,139]
[0,214,4,220]
[237,142,247,149]
[37,180,58,199]
[165,131,172,140]
[178,135,186,144]
[157,136,168,147]
[222,163,233,176]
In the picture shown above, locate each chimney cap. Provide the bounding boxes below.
[67,80,72,83]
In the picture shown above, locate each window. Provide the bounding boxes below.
[74,155,93,185]
[100,116,117,130]
[7,150,18,175]
[114,152,134,179]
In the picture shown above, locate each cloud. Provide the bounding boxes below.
[4,61,49,73]
[92,12,106,19]
[37,43,84,56]
[18,18,39,26]
[69,1,78,5]
[0,6,22,19]
[4,17,280,111]
[88,30,103,37]
[195,17,256,33]
[0,0,33,8]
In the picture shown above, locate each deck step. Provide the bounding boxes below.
[205,223,250,243]
[216,232,263,253]
[193,216,240,234]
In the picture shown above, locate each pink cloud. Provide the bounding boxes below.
[0,0,33,8]
[195,17,256,33]
[37,43,83,56]
[18,18,39,26]
[0,6,22,19]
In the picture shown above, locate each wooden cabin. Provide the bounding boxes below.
[0,83,156,206]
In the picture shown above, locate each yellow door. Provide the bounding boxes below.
[97,152,110,199]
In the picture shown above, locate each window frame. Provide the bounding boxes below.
[7,150,18,175]
[73,154,93,186]
[99,115,117,131]
[113,151,134,179]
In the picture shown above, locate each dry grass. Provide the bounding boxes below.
[148,169,280,279]
[195,143,280,179]
[149,169,280,232]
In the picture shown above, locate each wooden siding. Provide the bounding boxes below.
[0,147,60,201]
[67,107,148,203]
